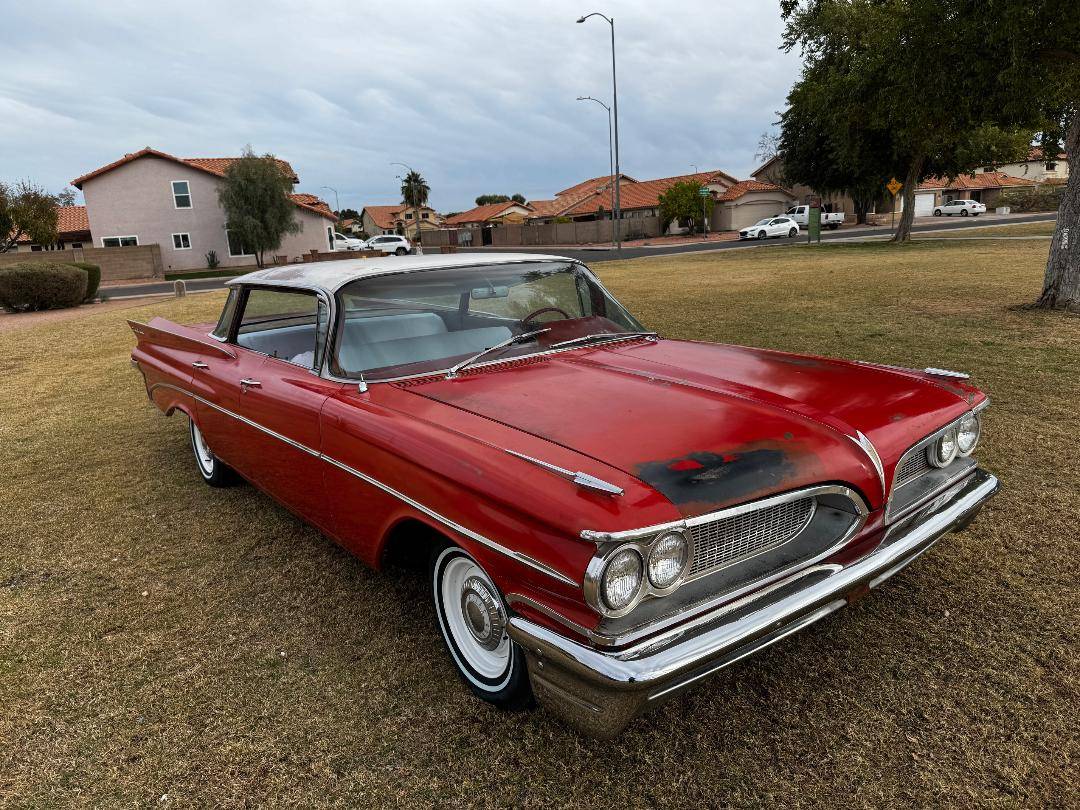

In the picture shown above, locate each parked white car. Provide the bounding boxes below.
[933,199,986,217]
[739,216,801,240]
[785,205,844,230]
[362,234,413,255]
[332,232,365,251]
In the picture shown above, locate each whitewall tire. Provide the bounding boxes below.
[188,417,238,488]
[430,545,532,709]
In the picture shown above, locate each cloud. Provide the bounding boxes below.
[0,0,798,210]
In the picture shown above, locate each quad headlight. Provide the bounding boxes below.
[956,412,981,456]
[647,531,689,589]
[601,548,643,611]
[930,427,959,467]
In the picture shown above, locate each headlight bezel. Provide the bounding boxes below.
[928,426,959,468]
[647,531,690,590]
[584,529,694,618]
[956,412,981,456]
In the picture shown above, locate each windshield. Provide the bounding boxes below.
[753,219,773,226]
[331,261,646,380]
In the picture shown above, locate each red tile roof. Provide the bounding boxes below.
[444,201,530,226]
[288,193,336,220]
[72,147,298,188]
[555,174,636,197]
[717,179,789,201]
[559,170,738,217]
[918,171,1037,191]
[13,205,90,243]
[1026,147,1067,162]
[362,204,407,230]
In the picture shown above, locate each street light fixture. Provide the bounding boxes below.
[391,161,423,253]
[577,95,616,250]
[576,12,621,252]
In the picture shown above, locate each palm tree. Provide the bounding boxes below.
[400,170,430,208]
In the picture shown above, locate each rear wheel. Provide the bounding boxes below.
[961,209,969,216]
[431,544,532,709]
[395,247,407,255]
[788,227,798,238]
[189,417,238,487]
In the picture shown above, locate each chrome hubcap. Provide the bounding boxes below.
[460,575,505,651]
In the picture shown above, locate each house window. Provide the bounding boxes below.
[404,212,414,220]
[422,212,429,219]
[1046,162,1057,171]
[172,233,192,250]
[102,236,139,247]
[172,180,192,209]
[226,230,251,257]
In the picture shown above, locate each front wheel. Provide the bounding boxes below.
[189,417,238,487]
[431,545,532,709]
[758,230,767,240]
[934,210,942,216]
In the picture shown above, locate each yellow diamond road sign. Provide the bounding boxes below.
[887,177,903,196]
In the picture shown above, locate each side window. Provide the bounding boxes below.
[212,289,240,340]
[235,288,319,368]
[172,181,192,209]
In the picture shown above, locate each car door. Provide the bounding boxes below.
[229,287,340,532]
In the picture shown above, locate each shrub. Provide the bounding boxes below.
[998,185,1064,212]
[67,261,101,300]
[205,250,220,269]
[0,262,88,312]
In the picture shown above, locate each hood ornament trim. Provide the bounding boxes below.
[504,449,624,496]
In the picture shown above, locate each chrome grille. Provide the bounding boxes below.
[688,497,816,577]
[894,447,931,488]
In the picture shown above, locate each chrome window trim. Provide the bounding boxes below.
[580,484,868,622]
[147,382,578,589]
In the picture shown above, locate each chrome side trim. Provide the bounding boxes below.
[148,382,578,588]
[504,449,623,496]
[506,593,594,639]
[579,484,868,544]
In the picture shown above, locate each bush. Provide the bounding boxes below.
[997,185,1064,213]
[205,250,220,269]
[67,261,101,300]
[0,262,88,313]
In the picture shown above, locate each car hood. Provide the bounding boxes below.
[397,339,979,517]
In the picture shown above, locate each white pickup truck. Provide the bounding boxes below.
[785,206,844,230]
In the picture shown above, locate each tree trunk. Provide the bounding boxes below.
[1037,107,1080,312]
[891,154,925,243]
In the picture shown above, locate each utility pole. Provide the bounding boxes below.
[321,186,340,217]
[578,12,621,252]
[577,95,615,249]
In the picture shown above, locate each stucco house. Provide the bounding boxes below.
[11,205,93,252]
[713,181,796,230]
[910,171,1037,215]
[360,203,442,239]
[444,201,533,228]
[71,147,337,272]
[974,147,1069,184]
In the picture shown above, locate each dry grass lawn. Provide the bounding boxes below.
[2,241,1077,807]
[917,220,1057,238]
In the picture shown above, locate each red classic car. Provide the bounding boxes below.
[130,254,998,738]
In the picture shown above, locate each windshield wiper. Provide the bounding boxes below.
[550,331,659,350]
[445,327,551,379]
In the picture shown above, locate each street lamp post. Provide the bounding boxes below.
[390,161,423,253]
[577,12,621,252]
[576,95,615,250]
[321,185,340,217]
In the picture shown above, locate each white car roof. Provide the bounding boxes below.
[227,253,572,295]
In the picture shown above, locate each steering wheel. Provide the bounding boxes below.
[522,306,572,325]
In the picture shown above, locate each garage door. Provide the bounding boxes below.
[914,193,935,217]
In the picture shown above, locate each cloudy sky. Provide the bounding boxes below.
[2,0,800,212]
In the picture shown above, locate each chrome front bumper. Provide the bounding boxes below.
[507,468,999,738]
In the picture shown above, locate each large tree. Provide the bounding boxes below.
[217,148,299,268]
[0,181,73,252]
[400,171,430,242]
[658,181,712,234]
[474,193,526,206]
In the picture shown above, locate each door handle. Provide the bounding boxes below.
[239,378,262,391]
[192,361,209,369]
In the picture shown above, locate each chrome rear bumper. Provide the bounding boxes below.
[507,468,999,738]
